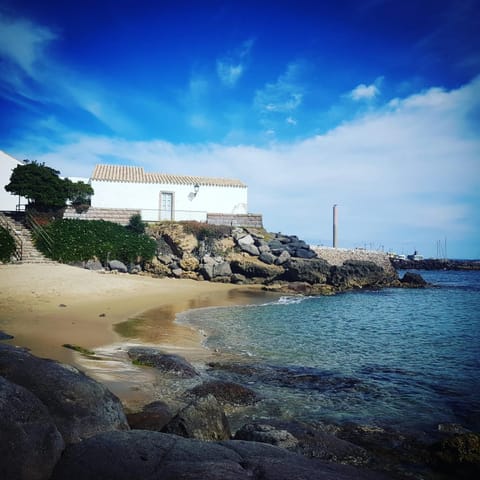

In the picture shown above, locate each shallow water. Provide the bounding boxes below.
[179,270,480,431]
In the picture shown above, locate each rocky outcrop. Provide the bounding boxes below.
[127,347,199,378]
[51,430,387,480]
[140,223,400,294]
[0,330,14,340]
[400,271,428,287]
[162,394,231,441]
[0,376,65,480]
[0,344,129,444]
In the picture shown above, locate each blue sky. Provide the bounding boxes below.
[1,0,479,258]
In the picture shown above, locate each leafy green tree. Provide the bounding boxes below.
[127,213,146,234]
[4,161,94,211]
[65,179,94,207]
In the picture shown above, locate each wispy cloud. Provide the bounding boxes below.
[0,12,56,76]
[216,38,254,87]
[255,62,305,113]
[22,76,480,257]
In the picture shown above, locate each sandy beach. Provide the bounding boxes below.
[0,263,272,408]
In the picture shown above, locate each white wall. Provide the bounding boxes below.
[90,180,248,222]
[0,151,26,211]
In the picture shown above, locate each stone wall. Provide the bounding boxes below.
[63,207,140,226]
[206,213,263,228]
[312,246,395,273]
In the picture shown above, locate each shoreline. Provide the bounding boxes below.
[0,263,276,408]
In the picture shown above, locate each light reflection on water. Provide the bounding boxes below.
[179,270,480,431]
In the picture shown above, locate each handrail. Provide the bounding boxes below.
[0,212,23,261]
[25,211,54,257]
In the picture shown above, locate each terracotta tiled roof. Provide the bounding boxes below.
[91,164,246,188]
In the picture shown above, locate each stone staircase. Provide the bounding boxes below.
[0,212,56,264]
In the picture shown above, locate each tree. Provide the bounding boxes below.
[4,161,93,211]
[65,179,94,207]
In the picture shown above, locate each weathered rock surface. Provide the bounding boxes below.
[127,347,199,378]
[0,344,129,444]
[51,430,388,480]
[126,400,173,431]
[235,421,371,466]
[189,380,260,405]
[429,433,480,477]
[85,259,103,270]
[328,260,390,289]
[281,258,331,284]
[108,259,128,273]
[162,394,231,440]
[400,271,428,287]
[0,376,65,480]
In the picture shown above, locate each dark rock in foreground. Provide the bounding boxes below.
[0,344,129,444]
[235,420,371,466]
[0,376,65,480]
[429,433,480,478]
[162,394,231,440]
[127,400,173,431]
[127,346,199,378]
[51,430,388,480]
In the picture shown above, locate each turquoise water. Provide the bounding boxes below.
[180,270,480,431]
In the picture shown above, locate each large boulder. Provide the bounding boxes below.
[282,258,331,284]
[189,380,260,406]
[51,430,386,480]
[127,347,199,378]
[229,253,284,280]
[0,344,129,444]
[400,272,427,287]
[162,394,231,441]
[328,261,389,289]
[0,376,65,480]
[127,400,173,431]
[108,260,128,273]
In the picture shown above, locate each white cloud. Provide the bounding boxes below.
[216,38,254,87]
[286,117,297,125]
[350,83,379,100]
[17,77,480,258]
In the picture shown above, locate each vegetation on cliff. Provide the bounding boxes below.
[34,219,156,264]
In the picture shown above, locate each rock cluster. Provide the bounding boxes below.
[139,223,400,293]
[1,343,477,479]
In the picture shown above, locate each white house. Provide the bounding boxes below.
[89,164,249,222]
[0,150,26,211]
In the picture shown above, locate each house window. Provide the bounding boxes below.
[160,192,174,220]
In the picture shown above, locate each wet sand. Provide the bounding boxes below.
[0,263,273,408]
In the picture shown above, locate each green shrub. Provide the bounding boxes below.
[0,226,16,262]
[181,221,231,240]
[33,219,156,264]
[127,214,146,234]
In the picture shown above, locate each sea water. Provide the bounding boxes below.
[179,270,480,432]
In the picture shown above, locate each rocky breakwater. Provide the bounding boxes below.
[143,222,400,294]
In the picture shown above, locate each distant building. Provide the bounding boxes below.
[0,150,27,211]
[88,164,248,222]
